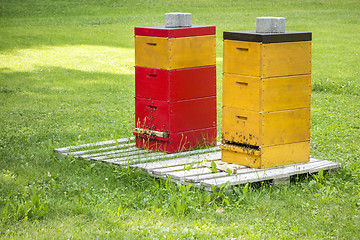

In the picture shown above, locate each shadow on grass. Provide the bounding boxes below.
[0,66,134,95]
[0,66,135,158]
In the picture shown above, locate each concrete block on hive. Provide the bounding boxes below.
[256,17,285,33]
[165,13,192,28]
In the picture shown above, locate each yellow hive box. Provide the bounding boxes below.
[220,141,310,169]
[222,73,311,112]
[222,107,310,147]
[135,35,216,70]
[223,40,311,77]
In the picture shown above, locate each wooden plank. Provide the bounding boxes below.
[133,151,221,170]
[229,158,320,175]
[134,128,169,138]
[91,148,149,161]
[149,159,222,175]
[201,160,340,188]
[114,147,220,166]
[64,143,136,157]
[102,157,141,165]
[167,167,214,180]
[150,165,190,174]
[200,160,248,174]
[132,154,217,168]
[184,172,230,183]
[203,160,332,187]
[80,146,139,159]
[54,137,135,153]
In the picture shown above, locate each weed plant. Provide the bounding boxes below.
[1,0,359,239]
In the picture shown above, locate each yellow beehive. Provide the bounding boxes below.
[221,29,312,168]
[135,35,216,70]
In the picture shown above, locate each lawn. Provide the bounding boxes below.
[1,0,359,239]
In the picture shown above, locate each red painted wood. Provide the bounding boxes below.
[170,97,216,132]
[135,66,216,101]
[135,127,217,153]
[135,96,216,133]
[134,25,216,38]
[135,98,170,133]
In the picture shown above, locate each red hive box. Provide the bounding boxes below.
[134,25,217,153]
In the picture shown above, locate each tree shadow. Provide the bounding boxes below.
[0,66,135,148]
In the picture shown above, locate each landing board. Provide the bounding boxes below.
[54,137,341,190]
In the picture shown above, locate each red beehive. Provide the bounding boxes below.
[134,16,217,153]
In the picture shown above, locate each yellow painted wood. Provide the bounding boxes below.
[223,40,261,76]
[223,74,311,112]
[135,35,216,69]
[221,146,261,168]
[222,73,260,111]
[262,41,311,77]
[261,108,310,146]
[222,107,260,146]
[223,40,311,77]
[261,141,310,168]
[222,107,310,146]
[135,36,169,69]
[261,75,311,112]
[168,35,216,69]
[220,141,310,169]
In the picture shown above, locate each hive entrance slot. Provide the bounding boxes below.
[223,140,260,151]
[146,42,157,46]
[236,47,248,52]
[147,105,157,111]
[236,115,248,120]
[147,74,157,77]
[235,81,248,86]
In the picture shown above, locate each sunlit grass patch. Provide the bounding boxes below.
[0,45,134,75]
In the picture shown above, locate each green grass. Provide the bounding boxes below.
[1,0,359,239]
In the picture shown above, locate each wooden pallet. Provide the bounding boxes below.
[54,137,341,190]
